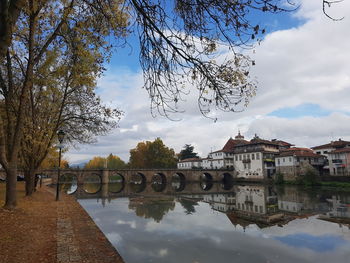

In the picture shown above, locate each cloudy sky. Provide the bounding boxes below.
[66,0,350,165]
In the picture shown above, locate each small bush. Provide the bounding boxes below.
[300,168,320,186]
[274,172,285,184]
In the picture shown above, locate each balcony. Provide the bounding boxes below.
[242,159,251,163]
[263,158,275,163]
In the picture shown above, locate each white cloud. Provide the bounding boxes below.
[66,0,350,164]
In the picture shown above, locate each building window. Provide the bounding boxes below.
[283,158,285,162]
[235,155,238,161]
[289,157,292,162]
[277,159,280,165]
[256,153,260,160]
[252,153,255,160]
[239,155,242,161]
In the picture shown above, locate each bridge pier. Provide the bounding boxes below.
[102,169,109,184]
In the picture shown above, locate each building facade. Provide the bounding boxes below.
[276,148,325,180]
[177,158,202,169]
[328,148,350,176]
[233,135,281,179]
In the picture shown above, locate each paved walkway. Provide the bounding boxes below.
[0,183,124,263]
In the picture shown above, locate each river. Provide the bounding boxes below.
[62,181,350,263]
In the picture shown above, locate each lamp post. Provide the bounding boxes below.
[55,129,65,201]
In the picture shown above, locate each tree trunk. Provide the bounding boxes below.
[4,166,17,209]
[24,169,36,196]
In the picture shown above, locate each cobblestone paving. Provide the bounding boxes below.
[57,216,82,263]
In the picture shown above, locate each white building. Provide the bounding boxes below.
[233,135,281,179]
[328,148,350,176]
[312,139,350,173]
[202,132,248,169]
[276,148,325,180]
[203,193,236,212]
[177,158,202,169]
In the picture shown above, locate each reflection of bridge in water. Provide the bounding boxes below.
[65,181,236,199]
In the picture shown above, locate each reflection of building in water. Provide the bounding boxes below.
[277,186,329,215]
[235,185,278,215]
[202,193,236,212]
[320,195,350,219]
[228,185,284,228]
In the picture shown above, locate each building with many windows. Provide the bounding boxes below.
[328,148,350,176]
[312,139,350,174]
[177,158,202,169]
[202,131,248,170]
[275,148,325,180]
[233,135,281,179]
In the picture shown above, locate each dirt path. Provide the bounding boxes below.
[0,182,124,263]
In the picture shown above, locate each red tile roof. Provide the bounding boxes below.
[312,139,350,150]
[221,138,249,152]
[272,140,294,147]
[330,148,350,154]
[278,147,323,158]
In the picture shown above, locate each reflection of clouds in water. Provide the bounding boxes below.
[116,219,136,229]
[106,232,122,244]
[79,196,350,263]
[264,216,350,241]
[158,248,168,257]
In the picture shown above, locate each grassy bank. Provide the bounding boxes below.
[279,180,350,190]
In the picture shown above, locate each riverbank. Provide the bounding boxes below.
[0,182,124,263]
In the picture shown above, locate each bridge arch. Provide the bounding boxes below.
[108,173,125,193]
[60,173,78,194]
[221,172,234,190]
[171,173,186,192]
[129,181,147,193]
[200,180,213,191]
[151,173,167,192]
[130,172,146,184]
[201,172,213,182]
[83,173,102,194]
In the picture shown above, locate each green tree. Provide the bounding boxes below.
[129,138,177,169]
[85,154,126,169]
[300,167,320,186]
[178,144,199,160]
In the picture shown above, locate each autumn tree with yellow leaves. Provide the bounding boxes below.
[85,154,126,169]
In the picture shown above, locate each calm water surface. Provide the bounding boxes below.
[66,182,350,263]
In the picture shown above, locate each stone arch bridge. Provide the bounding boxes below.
[42,168,237,185]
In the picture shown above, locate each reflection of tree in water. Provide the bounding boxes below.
[178,198,199,215]
[83,183,101,193]
[129,197,175,223]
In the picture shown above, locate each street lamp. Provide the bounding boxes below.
[55,129,65,201]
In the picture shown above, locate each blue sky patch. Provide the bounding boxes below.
[268,103,332,119]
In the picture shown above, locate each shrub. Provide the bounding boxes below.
[274,172,285,184]
[301,168,320,186]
